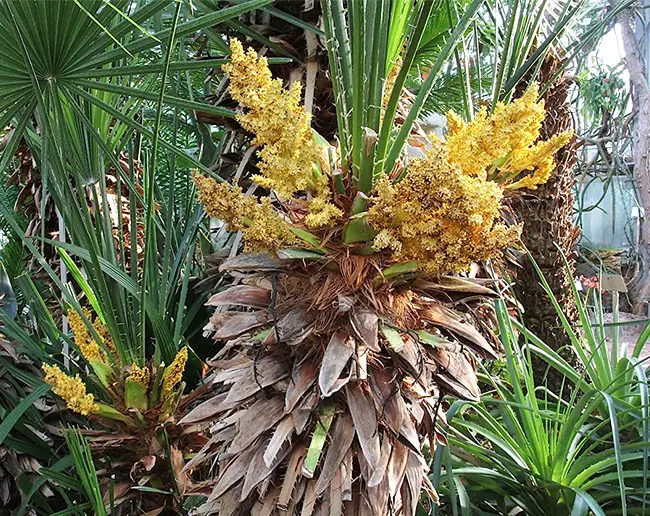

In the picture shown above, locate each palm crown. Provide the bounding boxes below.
[186,37,571,515]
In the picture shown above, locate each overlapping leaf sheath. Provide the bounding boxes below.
[181,254,500,515]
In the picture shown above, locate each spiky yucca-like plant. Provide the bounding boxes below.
[185,32,571,515]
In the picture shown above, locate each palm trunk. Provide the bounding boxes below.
[510,55,582,393]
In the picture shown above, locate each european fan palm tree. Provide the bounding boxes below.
[184,1,572,512]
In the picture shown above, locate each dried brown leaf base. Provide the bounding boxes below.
[183,254,500,516]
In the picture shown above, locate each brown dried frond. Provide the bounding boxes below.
[186,252,503,515]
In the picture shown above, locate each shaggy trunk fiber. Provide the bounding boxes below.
[510,56,582,393]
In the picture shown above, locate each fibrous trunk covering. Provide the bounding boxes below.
[182,254,500,515]
[510,55,582,392]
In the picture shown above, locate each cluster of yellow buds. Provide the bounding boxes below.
[44,301,190,420]
[194,173,297,253]
[161,347,188,398]
[366,84,571,274]
[67,307,117,365]
[127,363,150,389]
[222,39,341,228]
[43,364,98,416]
[368,141,522,274]
[67,308,107,364]
[445,84,572,190]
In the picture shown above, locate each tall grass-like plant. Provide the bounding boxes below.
[432,260,650,515]
[516,255,650,419]
[0,1,298,513]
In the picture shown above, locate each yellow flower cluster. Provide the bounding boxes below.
[68,308,110,365]
[304,175,343,227]
[43,364,98,415]
[223,39,341,227]
[127,363,150,389]
[194,174,249,232]
[242,197,299,253]
[382,55,402,111]
[95,321,117,361]
[445,84,572,190]
[194,173,297,253]
[161,347,188,398]
[368,142,521,274]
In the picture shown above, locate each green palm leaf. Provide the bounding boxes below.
[0,0,284,366]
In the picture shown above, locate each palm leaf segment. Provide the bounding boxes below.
[187,25,571,513]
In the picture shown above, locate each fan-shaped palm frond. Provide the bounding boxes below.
[0,0,275,165]
[0,0,291,367]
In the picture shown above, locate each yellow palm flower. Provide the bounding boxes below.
[504,132,573,189]
[194,173,297,253]
[368,141,521,274]
[194,173,253,232]
[67,308,108,365]
[445,84,571,189]
[161,347,188,398]
[223,39,341,227]
[127,363,150,389]
[43,364,98,416]
[94,319,117,362]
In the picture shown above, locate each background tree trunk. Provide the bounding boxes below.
[510,55,582,393]
[620,6,650,315]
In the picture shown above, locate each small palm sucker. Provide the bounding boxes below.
[41,308,205,514]
[185,40,571,515]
